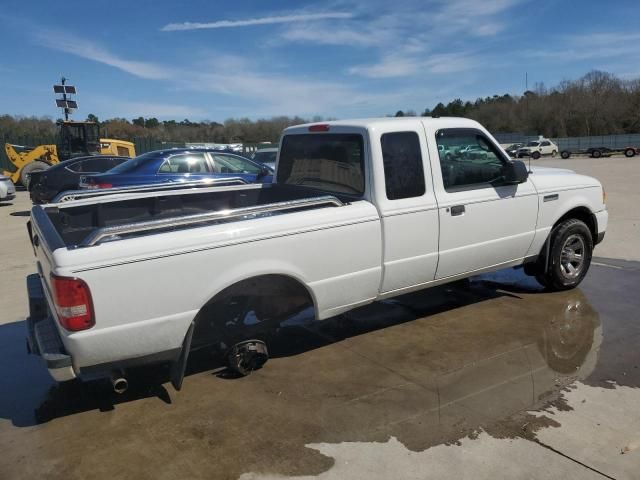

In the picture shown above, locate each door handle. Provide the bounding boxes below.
[450,205,465,216]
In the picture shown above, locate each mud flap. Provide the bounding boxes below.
[170,322,195,391]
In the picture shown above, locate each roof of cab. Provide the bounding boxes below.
[283,116,483,134]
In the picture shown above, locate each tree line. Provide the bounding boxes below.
[2,70,640,145]
[395,70,640,137]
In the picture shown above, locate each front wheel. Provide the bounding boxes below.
[531,151,541,160]
[551,150,558,157]
[536,219,593,291]
[624,148,636,158]
[592,149,602,158]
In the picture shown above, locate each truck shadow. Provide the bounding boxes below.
[0,268,546,427]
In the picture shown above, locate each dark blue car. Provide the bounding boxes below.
[81,148,273,189]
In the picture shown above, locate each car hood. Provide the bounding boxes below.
[529,165,575,175]
[528,165,601,191]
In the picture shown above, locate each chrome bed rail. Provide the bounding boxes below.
[79,195,344,247]
[53,177,249,203]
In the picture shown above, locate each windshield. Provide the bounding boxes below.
[108,151,158,174]
[278,134,365,195]
[253,151,278,165]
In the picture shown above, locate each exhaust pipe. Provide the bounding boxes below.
[110,371,128,394]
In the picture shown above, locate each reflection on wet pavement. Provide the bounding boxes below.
[0,259,638,479]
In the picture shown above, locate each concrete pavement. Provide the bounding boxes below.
[0,156,639,479]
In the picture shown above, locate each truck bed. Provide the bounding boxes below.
[38,184,349,248]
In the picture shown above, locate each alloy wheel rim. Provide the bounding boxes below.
[560,234,585,278]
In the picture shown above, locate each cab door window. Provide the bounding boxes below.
[435,129,507,192]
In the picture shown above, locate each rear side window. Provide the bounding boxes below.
[381,132,426,200]
[279,134,365,195]
[158,153,209,174]
[211,154,262,174]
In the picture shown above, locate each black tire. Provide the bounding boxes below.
[531,151,541,160]
[536,219,593,291]
[551,150,557,157]
[560,150,571,159]
[20,161,49,189]
[591,149,602,158]
[624,148,636,158]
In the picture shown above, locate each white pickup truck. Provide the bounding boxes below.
[25,117,608,392]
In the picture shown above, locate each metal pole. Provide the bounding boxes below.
[61,76,69,121]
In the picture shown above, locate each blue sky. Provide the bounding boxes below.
[0,0,639,121]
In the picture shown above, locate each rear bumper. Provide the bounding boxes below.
[26,274,76,382]
[0,187,15,201]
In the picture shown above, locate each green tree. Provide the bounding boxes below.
[145,117,160,128]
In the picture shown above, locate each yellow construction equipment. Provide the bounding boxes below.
[2,121,135,187]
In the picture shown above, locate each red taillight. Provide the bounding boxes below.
[50,274,95,331]
[85,181,112,189]
[308,124,330,132]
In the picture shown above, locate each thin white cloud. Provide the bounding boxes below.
[32,29,404,117]
[349,56,420,78]
[349,53,476,79]
[525,32,640,61]
[34,31,171,80]
[162,12,353,32]
[281,24,383,47]
[432,0,526,36]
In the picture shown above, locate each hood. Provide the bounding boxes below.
[527,165,601,191]
[529,165,575,175]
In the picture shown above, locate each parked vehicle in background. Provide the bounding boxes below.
[560,146,638,159]
[251,147,278,169]
[25,117,607,392]
[80,148,273,189]
[517,138,558,159]
[29,155,129,204]
[504,143,524,157]
[0,174,16,202]
[459,144,489,160]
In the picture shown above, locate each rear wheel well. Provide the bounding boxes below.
[191,274,315,349]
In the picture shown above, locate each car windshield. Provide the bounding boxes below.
[108,151,158,174]
[252,151,278,165]
[527,141,540,147]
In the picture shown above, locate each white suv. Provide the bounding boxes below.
[0,174,16,202]
[517,138,558,159]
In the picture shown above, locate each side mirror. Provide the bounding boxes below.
[503,160,528,184]
[257,166,271,179]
